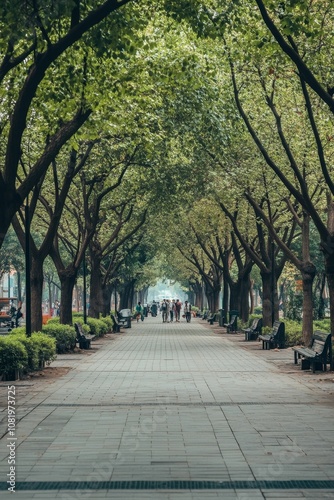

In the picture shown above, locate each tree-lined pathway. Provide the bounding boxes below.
[0,317,334,499]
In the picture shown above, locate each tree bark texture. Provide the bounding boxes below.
[30,259,44,333]
[59,272,77,325]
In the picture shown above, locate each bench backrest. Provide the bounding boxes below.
[74,322,84,338]
[111,314,119,325]
[230,315,237,324]
[249,319,257,329]
[310,331,332,355]
[119,308,132,318]
[251,317,262,332]
[271,321,285,340]
[255,317,262,332]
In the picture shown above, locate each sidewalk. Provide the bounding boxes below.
[0,316,334,499]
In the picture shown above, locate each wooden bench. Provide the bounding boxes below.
[118,309,132,328]
[224,315,237,333]
[74,322,95,349]
[111,314,122,333]
[208,313,217,325]
[243,318,262,341]
[258,321,285,349]
[292,331,333,373]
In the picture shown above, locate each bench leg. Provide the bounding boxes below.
[294,351,298,365]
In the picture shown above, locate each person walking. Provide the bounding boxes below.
[175,299,182,322]
[135,301,144,322]
[151,301,157,317]
[170,300,175,322]
[184,301,192,323]
[161,299,168,323]
[166,300,171,323]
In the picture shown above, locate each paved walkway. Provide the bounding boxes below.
[0,316,334,499]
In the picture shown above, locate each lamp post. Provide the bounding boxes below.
[25,202,31,337]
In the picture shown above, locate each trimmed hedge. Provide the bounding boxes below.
[86,318,108,337]
[42,323,76,352]
[72,318,90,335]
[99,316,113,332]
[8,332,57,370]
[46,317,60,324]
[31,333,57,365]
[68,313,112,335]
[283,320,302,346]
[0,337,28,375]
[72,316,109,337]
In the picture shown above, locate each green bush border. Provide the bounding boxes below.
[42,323,76,352]
[0,337,28,376]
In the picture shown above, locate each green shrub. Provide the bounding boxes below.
[11,334,39,371]
[10,326,27,336]
[99,316,113,332]
[32,333,57,365]
[86,318,108,337]
[0,337,28,375]
[72,314,112,335]
[248,314,262,322]
[238,320,248,331]
[42,324,76,352]
[73,318,90,335]
[313,319,331,332]
[261,326,272,336]
[283,319,302,347]
[46,317,60,324]
[72,312,83,318]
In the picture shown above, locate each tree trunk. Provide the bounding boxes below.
[261,271,274,327]
[89,253,103,319]
[192,281,203,308]
[229,281,240,312]
[205,282,221,312]
[301,262,316,345]
[323,201,334,336]
[212,287,220,312]
[239,273,251,323]
[119,280,135,310]
[30,258,44,332]
[59,273,77,325]
[222,274,229,322]
[101,284,112,317]
[324,253,334,336]
[315,273,326,320]
[249,279,255,314]
[187,290,195,304]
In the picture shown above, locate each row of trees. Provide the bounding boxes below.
[1,1,334,346]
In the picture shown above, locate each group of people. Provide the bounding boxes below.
[135,299,192,323]
[160,299,192,323]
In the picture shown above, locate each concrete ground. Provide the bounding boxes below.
[0,315,333,499]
